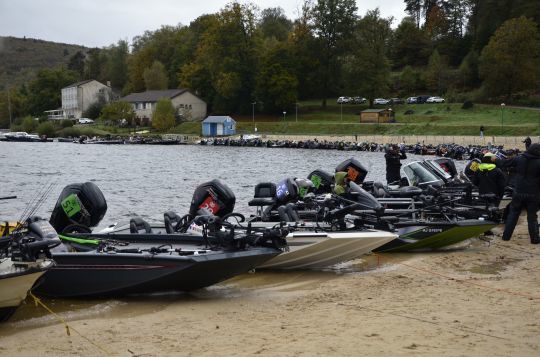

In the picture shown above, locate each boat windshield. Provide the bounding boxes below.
[403,162,444,187]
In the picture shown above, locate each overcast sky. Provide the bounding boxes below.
[0,0,406,48]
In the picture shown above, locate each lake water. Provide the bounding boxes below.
[1,142,428,227]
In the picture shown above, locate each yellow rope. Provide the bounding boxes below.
[28,292,114,356]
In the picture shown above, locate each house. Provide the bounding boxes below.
[54,80,112,120]
[120,89,207,125]
[360,109,395,123]
[202,116,236,137]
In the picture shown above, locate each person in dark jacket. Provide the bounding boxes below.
[523,136,531,150]
[494,143,540,244]
[385,145,407,185]
[472,153,506,206]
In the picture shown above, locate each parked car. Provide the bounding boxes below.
[426,96,445,103]
[389,98,404,104]
[373,98,390,105]
[415,95,432,104]
[353,96,367,104]
[337,96,350,104]
[406,97,418,104]
[78,118,95,124]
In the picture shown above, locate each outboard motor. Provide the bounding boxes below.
[295,178,314,199]
[275,178,299,204]
[49,182,107,233]
[348,182,384,214]
[189,179,236,218]
[335,158,368,184]
[307,170,333,194]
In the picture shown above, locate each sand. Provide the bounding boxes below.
[0,220,539,357]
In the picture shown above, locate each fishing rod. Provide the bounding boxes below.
[0,196,17,200]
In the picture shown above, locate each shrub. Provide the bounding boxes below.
[36,122,56,137]
[58,127,81,137]
[404,110,414,115]
[61,119,74,128]
[462,101,474,109]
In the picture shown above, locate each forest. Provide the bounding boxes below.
[0,0,539,128]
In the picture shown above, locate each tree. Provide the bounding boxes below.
[311,0,358,108]
[152,98,176,130]
[425,49,449,94]
[100,101,135,124]
[259,7,293,41]
[479,16,540,99]
[458,50,480,90]
[106,40,129,89]
[143,61,169,90]
[21,116,38,133]
[26,68,78,116]
[68,51,86,78]
[390,16,430,68]
[400,66,421,94]
[345,9,392,107]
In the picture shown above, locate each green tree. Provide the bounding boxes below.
[68,51,86,78]
[26,68,78,116]
[143,61,169,90]
[100,101,135,124]
[0,88,28,129]
[425,49,449,94]
[152,98,176,130]
[458,50,480,90]
[258,7,293,41]
[312,0,358,108]
[346,9,392,107]
[106,40,129,89]
[390,16,430,68]
[400,65,421,95]
[479,16,540,99]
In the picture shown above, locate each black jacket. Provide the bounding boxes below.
[472,163,506,198]
[385,150,407,183]
[496,143,540,198]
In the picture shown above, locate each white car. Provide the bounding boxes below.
[337,96,350,104]
[373,98,390,105]
[78,118,95,124]
[426,96,445,103]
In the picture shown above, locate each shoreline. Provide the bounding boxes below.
[0,219,538,356]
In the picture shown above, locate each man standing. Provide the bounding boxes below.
[495,143,540,244]
[385,145,407,185]
[480,125,485,138]
[523,136,531,150]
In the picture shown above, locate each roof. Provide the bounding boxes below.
[203,116,236,124]
[121,89,189,103]
[361,109,392,113]
[62,79,97,89]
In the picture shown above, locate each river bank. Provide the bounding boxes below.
[0,219,538,356]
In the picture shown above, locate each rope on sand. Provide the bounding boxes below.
[372,253,540,300]
[29,292,114,356]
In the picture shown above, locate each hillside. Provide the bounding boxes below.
[0,36,88,90]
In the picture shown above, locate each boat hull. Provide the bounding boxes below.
[0,260,53,322]
[259,230,397,269]
[34,247,280,298]
[375,219,497,252]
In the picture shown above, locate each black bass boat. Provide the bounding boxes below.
[1,217,58,321]
[35,181,286,298]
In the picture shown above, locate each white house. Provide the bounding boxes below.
[47,79,112,120]
[120,89,207,125]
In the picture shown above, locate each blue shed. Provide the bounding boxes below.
[202,116,236,137]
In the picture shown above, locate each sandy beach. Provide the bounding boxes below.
[0,219,539,357]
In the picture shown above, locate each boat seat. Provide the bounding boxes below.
[249,182,277,207]
[130,217,152,234]
[164,211,182,234]
[386,186,423,198]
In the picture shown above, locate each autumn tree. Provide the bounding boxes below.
[259,7,293,41]
[143,61,169,90]
[311,0,358,107]
[152,98,176,130]
[479,16,540,99]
